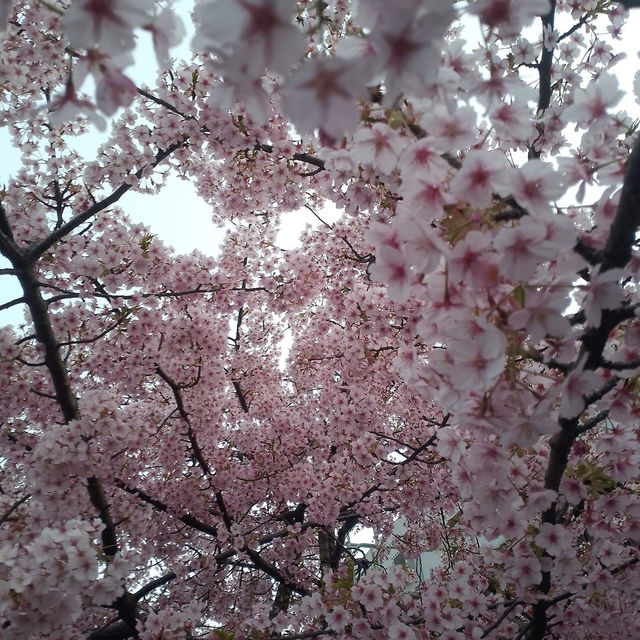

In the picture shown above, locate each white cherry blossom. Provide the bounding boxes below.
[63,0,155,54]
[282,56,371,141]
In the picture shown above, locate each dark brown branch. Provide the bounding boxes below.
[131,572,176,601]
[584,377,620,407]
[610,555,639,575]
[482,601,522,638]
[557,12,590,43]
[600,358,640,370]
[156,365,210,475]
[7,259,119,565]
[244,547,309,597]
[530,0,557,161]
[531,133,640,640]
[116,480,219,537]
[573,239,602,265]
[232,380,250,413]
[601,135,640,271]
[14,263,78,421]
[0,296,25,312]
[0,201,15,242]
[256,143,326,173]
[536,0,557,116]
[0,493,31,525]
[137,87,189,118]
[88,476,118,560]
[26,141,184,261]
[577,409,609,435]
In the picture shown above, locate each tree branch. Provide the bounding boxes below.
[156,365,210,475]
[26,140,184,262]
[115,480,219,538]
[536,0,557,116]
[0,493,31,525]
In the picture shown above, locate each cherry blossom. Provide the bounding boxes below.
[508,289,572,343]
[426,104,477,152]
[1,2,640,639]
[95,68,137,116]
[282,56,370,140]
[493,219,550,281]
[63,0,156,54]
[559,361,604,419]
[445,320,508,392]
[48,77,107,130]
[449,149,512,208]
[147,6,186,65]
[509,159,564,218]
[468,0,551,38]
[535,523,571,557]
[194,0,305,73]
[351,123,405,175]
[562,73,624,130]
[366,1,456,102]
[579,267,626,327]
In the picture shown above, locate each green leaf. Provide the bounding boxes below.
[512,284,526,308]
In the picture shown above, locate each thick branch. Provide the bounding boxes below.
[531,133,640,640]
[601,136,640,271]
[116,480,219,537]
[256,143,325,173]
[245,547,309,597]
[14,263,78,421]
[0,296,25,312]
[9,260,119,567]
[132,572,176,601]
[0,493,31,525]
[536,0,557,116]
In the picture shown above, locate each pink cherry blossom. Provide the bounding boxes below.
[95,68,137,116]
[449,150,512,208]
[2,4,640,639]
[194,0,305,74]
[559,361,603,419]
[282,56,370,141]
[351,123,406,175]
[353,582,385,611]
[426,105,477,152]
[562,73,624,130]
[469,0,551,38]
[509,159,565,218]
[146,6,185,65]
[48,77,107,131]
[389,621,417,640]
[579,267,626,327]
[63,0,155,54]
[367,2,456,101]
[399,138,450,181]
[325,605,349,631]
[447,230,496,287]
[535,523,570,557]
[446,320,507,392]
[491,100,534,143]
[493,219,549,281]
[509,289,572,343]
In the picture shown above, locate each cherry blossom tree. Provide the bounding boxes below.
[1,1,639,639]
